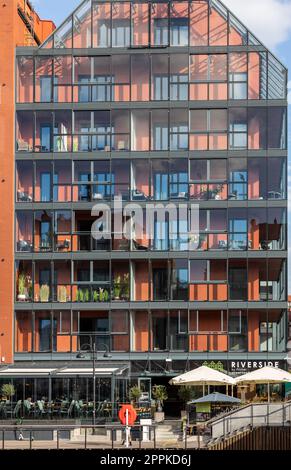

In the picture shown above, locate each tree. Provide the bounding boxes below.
[177,386,197,407]
[129,386,142,405]
[152,385,168,412]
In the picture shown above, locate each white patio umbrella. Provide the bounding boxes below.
[170,365,235,395]
[234,366,291,402]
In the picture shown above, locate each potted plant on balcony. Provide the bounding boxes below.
[152,385,168,423]
[121,273,129,301]
[99,288,105,302]
[76,289,84,303]
[17,273,27,301]
[84,288,90,302]
[113,276,121,300]
[93,290,99,302]
[129,386,142,407]
[103,289,109,302]
[40,284,50,302]
[58,286,67,303]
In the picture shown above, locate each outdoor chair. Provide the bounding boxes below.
[0,401,7,419]
[13,400,23,419]
[23,400,34,418]
[67,400,75,418]
[59,400,69,418]
[36,400,47,418]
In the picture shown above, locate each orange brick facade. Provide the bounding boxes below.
[0,0,54,364]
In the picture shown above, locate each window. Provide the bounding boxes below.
[40,125,52,152]
[152,55,168,100]
[170,109,188,150]
[152,268,168,301]
[229,109,247,149]
[171,260,188,300]
[112,20,130,47]
[229,216,248,251]
[170,160,188,199]
[154,18,168,45]
[78,75,90,102]
[40,221,51,250]
[170,18,188,46]
[229,159,247,200]
[229,72,247,99]
[190,54,227,100]
[154,217,169,250]
[153,160,169,200]
[228,310,248,352]
[190,109,227,150]
[229,53,247,99]
[152,110,168,150]
[154,75,169,100]
[228,263,247,301]
[38,317,57,352]
[40,77,52,102]
[40,172,51,202]
[170,55,188,100]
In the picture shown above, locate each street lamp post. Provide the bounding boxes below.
[76,336,112,429]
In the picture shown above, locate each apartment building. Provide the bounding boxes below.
[1,0,288,414]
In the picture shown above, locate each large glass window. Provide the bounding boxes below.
[170,54,188,100]
[268,107,286,149]
[35,58,53,103]
[229,108,247,149]
[268,158,286,200]
[152,55,168,101]
[190,54,227,100]
[16,212,33,253]
[112,2,131,47]
[16,161,33,202]
[131,110,150,151]
[170,2,189,46]
[190,109,227,150]
[151,2,169,46]
[170,260,188,300]
[170,109,188,150]
[132,2,149,46]
[17,57,33,103]
[131,55,150,101]
[229,159,247,201]
[152,109,168,150]
[229,53,247,99]
[93,2,111,47]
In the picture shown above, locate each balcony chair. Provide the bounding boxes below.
[133,239,148,251]
[132,189,148,200]
[17,190,32,202]
[56,238,70,251]
[17,140,31,152]
[17,239,33,252]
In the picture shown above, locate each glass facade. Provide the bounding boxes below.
[14,0,287,385]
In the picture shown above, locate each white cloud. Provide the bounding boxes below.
[223,0,291,50]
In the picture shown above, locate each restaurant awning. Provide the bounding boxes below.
[170,366,235,387]
[189,392,241,404]
[0,366,128,378]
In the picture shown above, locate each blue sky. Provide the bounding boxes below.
[34,0,291,288]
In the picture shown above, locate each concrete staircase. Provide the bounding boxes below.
[155,420,182,446]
